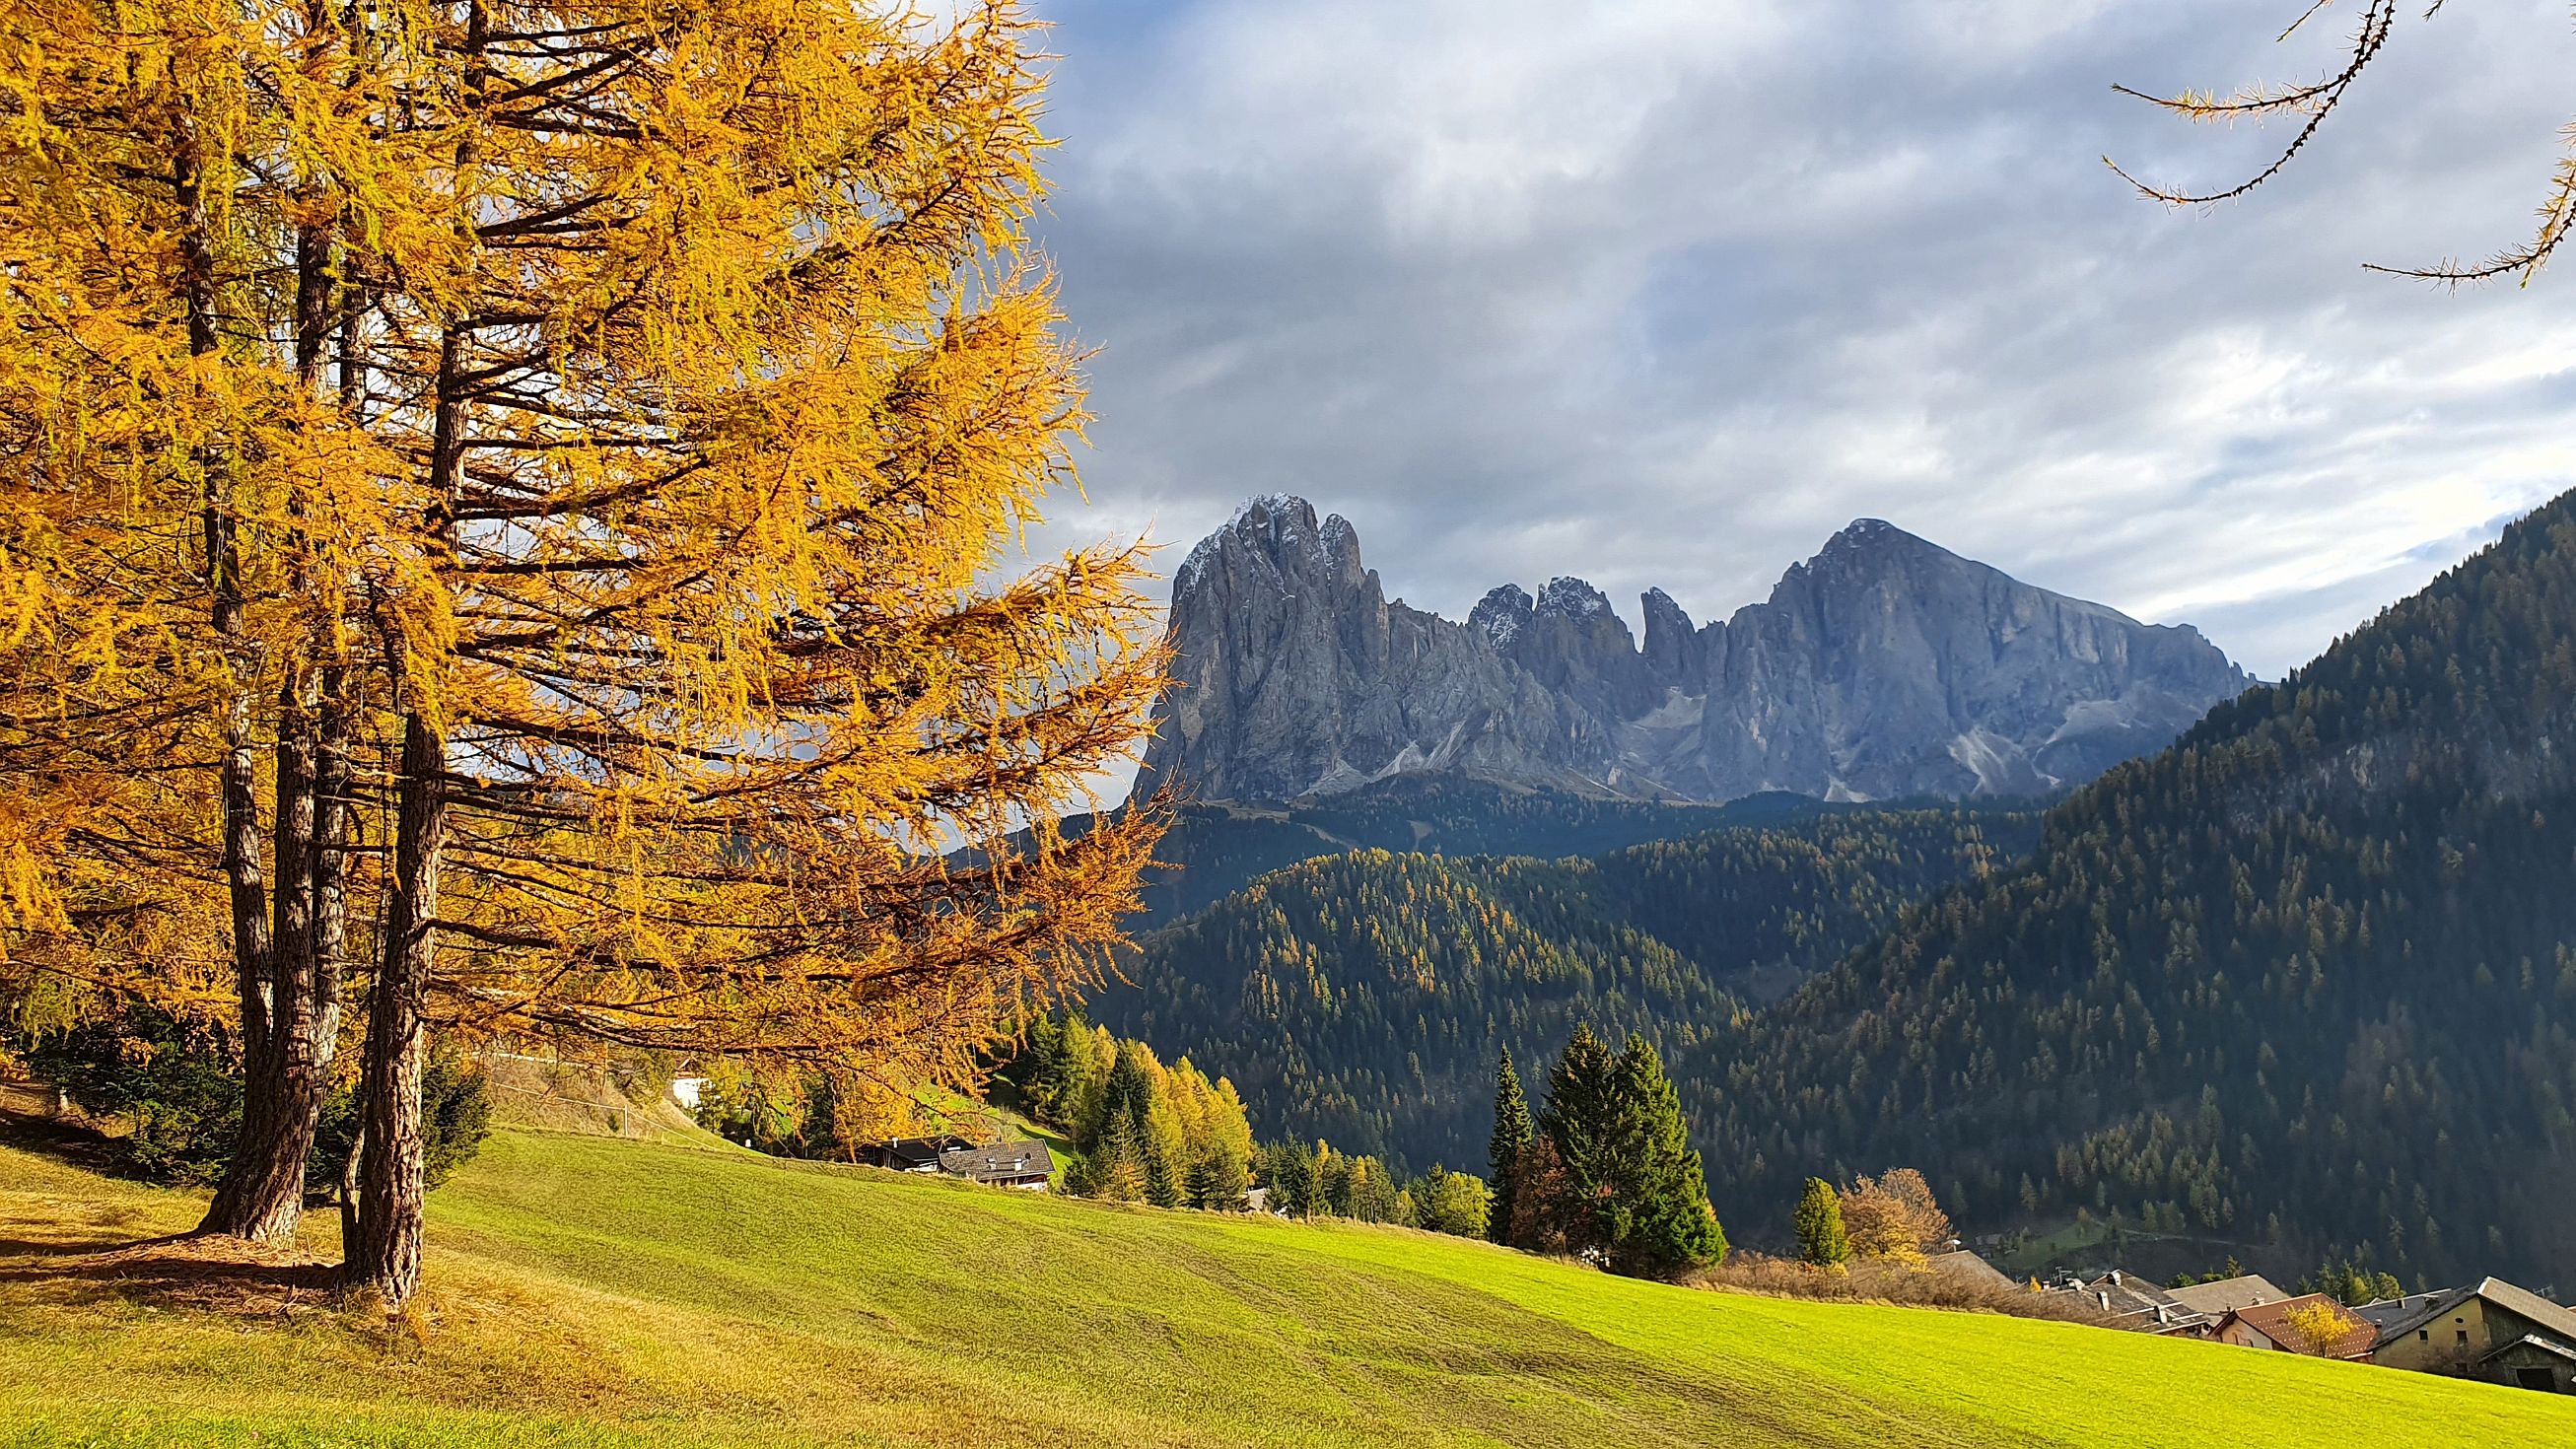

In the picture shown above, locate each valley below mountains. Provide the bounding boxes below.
[1100,490,2576,1291]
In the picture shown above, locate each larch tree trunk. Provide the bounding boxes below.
[345,0,482,1310]
[199,177,353,1245]
[348,710,444,1307]
[178,101,304,1245]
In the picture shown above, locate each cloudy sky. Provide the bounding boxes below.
[1015,0,2576,685]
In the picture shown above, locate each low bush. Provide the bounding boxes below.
[10,1000,491,1195]
[1692,1251,2122,1326]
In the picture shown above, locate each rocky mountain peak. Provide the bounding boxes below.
[1145,499,1611,802]
[1146,496,2255,806]
[1469,585,1535,650]
[1832,517,1908,545]
[1175,493,1363,600]
[1798,517,1954,579]
[1537,577,1616,620]
[1638,587,1704,685]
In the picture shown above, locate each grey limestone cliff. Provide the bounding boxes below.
[1143,497,2253,805]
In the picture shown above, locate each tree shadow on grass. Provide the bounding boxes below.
[0,1231,343,1315]
[2,1084,342,1317]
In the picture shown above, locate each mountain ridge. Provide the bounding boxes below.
[1145,496,2253,806]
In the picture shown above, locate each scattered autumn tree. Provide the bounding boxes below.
[2283,1297,2368,1356]
[2107,0,2575,284]
[1837,1178,1915,1265]
[1409,1166,1492,1239]
[1506,1136,1583,1256]
[1877,1170,1952,1250]
[1839,1169,1954,1266]
[3,0,1168,1310]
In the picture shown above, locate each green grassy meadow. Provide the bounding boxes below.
[5,1128,2572,1447]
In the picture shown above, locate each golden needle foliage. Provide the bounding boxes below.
[2105,0,2576,286]
[2282,1298,2367,1355]
[3,0,1165,1202]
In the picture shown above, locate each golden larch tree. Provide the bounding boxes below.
[3,0,1170,1309]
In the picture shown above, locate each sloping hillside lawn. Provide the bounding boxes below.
[4,1130,2572,1447]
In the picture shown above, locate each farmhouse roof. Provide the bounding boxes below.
[1923,1251,2016,1292]
[2356,1288,2456,1339]
[2167,1275,2286,1318]
[2482,1335,2576,1369]
[938,1140,1055,1183]
[2077,1271,2213,1334]
[865,1135,972,1170]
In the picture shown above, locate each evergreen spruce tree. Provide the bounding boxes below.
[1488,1048,1534,1245]
[1795,1177,1851,1269]
[1312,1144,1352,1216]
[1187,1145,1251,1211]
[1094,1042,1154,1144]
[1142,1112,1184,1209]
[1348,1157,1400,1222]
[1032,1011,1095,1126]
[1540,1024,1618,1197]
[1260,1140,1314,1217]
[1089,1113,1149,1204]
[1600,1035,1724,1277]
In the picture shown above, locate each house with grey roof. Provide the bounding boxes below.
[2168,1275,2287,1320]
[937,1139,1055,1191]
[858,1135,974,1173]
[2054,1271,2214,1336]
[2366,1277,2576,1394]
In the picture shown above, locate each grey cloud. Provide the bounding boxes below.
[1013,0,2576,687]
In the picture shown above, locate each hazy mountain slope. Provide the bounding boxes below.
[1688,493,2576,1287]
[1110,775,1880,924]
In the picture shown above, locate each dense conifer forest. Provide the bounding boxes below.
[1685,494,2576,1286]
[1079,777,1906,923]
[1094,806,2038,1173]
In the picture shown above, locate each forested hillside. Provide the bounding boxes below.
[1688,493,2576,1287]
[1096,807,2037,1172]
[1089,776,1873,923]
